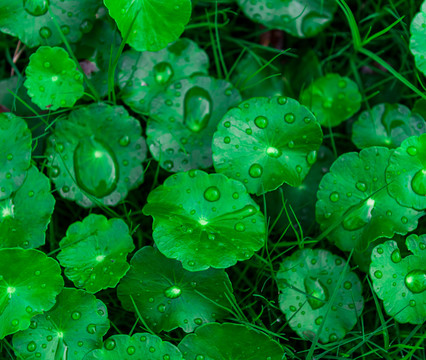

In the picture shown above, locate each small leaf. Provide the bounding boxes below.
[237,0,337,38]
[24,46,84,110]
[178,323,285,360]
[84,333,183,359]
[0,113,32,200]
[277,248,364,343]
[386,134,426,210]
[352,103,425,149]
[118,38,209,114]
[57,214,135,293]
[148,75,241,172]
[45,103,147,208]
[12,288,110,359]
[316,147,423,251]
[143,170,266,271]
[104,0,192,51]
[0,248,64,339]
[0,165,55,249]
[117,246,235,333]
[212,96,323,195]
[370,234,426,324]
[300,73,362,127]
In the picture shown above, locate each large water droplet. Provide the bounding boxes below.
[74,136,119,198]
[405,269,426,293]
[87,324,96,334]
[254,116,268,129]
[249,163,263,178]
[154,62,174,85]
[304,277,329,310]
[266,146,281,158]
[183,87,212,133]
[391,249,401,263]
[307,150,317,165]
[127,346,136,355]
[27,341,37,352]
[71,311,81,320]
[204,186,220,202]
[355,181,367,192]
[164,285,182,299]
[23,0,49,16]
[342,198,375,231]
[39,26,52,39]
[411,169,426,196]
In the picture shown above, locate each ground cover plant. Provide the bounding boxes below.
[0,0,425,359]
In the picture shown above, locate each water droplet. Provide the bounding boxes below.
[322,99,332,108]
[254,116,268,129]
[411,169,426,196]
[266,146,281,158]
[315,316,323,325]
[157,304,166,313]
[164,285,182,299]
[234,222,245,232]
[11,319,19,327]
[87,324,96,334]
[204,186,220,202]
[80,19,93,33]
[39,26,52,39]
[74,136,119,198]
[329,192,340,202]
[60,25,70,35]
[119,135,130,147]
[342,198,375,231]
[195,355,205,360]
[391,249,401,263]
[401,216,408,224]
[405,269,426,293]
[149,346,155,353]
[374,270,383,279]
[71,312,80,321]
[30,321,37,329]
[23,0,49,16]
[329,334,338,342]
[249,163,263,178]
[407,146,418,156]
[194,318,203,325]
[304,277,329,310]
[127,346,136,355]
[27,341,37,352]
[183,86,212,133]
[154,62,174,85]
[224,136,231,144]
[284,113,295,124]
[307,150,317,165]
[343,281,352,290]
[26,306,32,313]
[356,181,367,192]
[49,166,60,178]
[277,96,287,105]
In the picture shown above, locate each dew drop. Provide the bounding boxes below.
[249,163,263,178]
[204,186,220,202]
[80,19,93,33]
[154,62,174,85]
[277,96,287,105]
[60,25,70,35]
[163,160,174,170]
[284,113,295,124]
[329,192,340,202]
[234,222,245,232]
[195,355,205,360]
[266,146,281,158]
[411,169,426,196]
[183,87,212,133]
[405,269,426,293]
[74,136,119,198]
[23,0,49,16]
[39,26,52,39]
[304,277,329,310]
[329,334,338,342]
[87,324,96,334]
[194,318,203,325]
[307,150,317,165]
[27,341,37,352]
[343,281,352,290]
[314,316,323,325]
[391,249,401,263]
[127,346,136,355]
[254,116,268,129]
[374,270,383,279]
[119,135,130,147]
[342,198,375,231]
[224,136,231,144]
[356,181,367,192]
[164,285,182,299]
[157,304,166,313]
[407,146,418,156]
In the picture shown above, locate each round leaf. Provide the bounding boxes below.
[316,147,423,251]
[0,113,31,200]
[57,214,135,293]
[277,248,364,343]
[118,38,209,114]
[148,75,241,172]
[13,288,109,359]
[236,0,337,38]
[300,73,362,127]
[0,165,55,249]
[104,0,192,52]
[352,103,425,149]
[212,96,323,195]
[0,0,100,48]
[370,235,426,324]
[117,246,235,333]
[24,46,84,111]
[178,323,285,360]
[386,134,426,210]
[83,333,183,359]
[0,248,64,339]
[142,170,266,271]
[410,1,426,76]
[45,103,147,208]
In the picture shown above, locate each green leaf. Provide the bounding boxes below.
[118,38,209,114]
[410,1,426,76]
[117,246,235,333]
[0,165,55,249]
[83,332,183,359]
[178,323,285,360]
[103,0,192,52]
[0,113,32,200]
[45,103,147,208]
[212,96,323,195]
[0,248,63,339]
[300,73,362,127]
[24,46,84,111]
[352,103,425,149]
[277,248,364,343]
[370,234,426,324]
[386,134,426,210]
[57,214,135,293]
[148,75,241,172]
[236,0,337,38]
[143,170,266,271]
[0,0,100,48]
[316,147,423,251]
[12,288,110,359]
